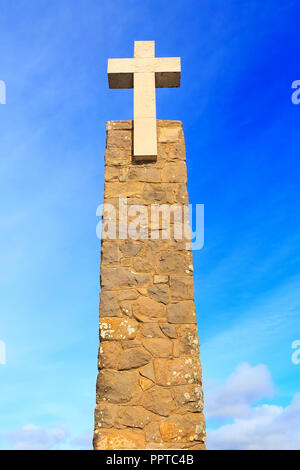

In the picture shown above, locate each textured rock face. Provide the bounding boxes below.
[94,120,206,450]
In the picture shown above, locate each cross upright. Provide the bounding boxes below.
[107,41,181,161]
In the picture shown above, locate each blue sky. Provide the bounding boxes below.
[0,0,299,449]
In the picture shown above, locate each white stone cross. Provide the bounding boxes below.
[107,41,181,161]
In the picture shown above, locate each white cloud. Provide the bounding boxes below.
[205,362,275,421]
[205,363,300,450]
[3,424,69,450]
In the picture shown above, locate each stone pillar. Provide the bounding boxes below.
[93,120,206,450]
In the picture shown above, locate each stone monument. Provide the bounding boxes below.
[93,41,206,450]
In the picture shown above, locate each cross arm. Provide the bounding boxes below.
[107,57,181,89]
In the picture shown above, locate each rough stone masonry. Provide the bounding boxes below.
[93,120,206,450]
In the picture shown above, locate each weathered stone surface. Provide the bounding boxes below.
[119,240,142,257]
[102,242,119,265]
[174,325,200,356]
[157,251,191,274]
[142,386,176,417]
[128,166,160,182]
[132,296,166,322]
[106,129,132,149]
[148,285,169,305]
[101,267,151,289]
[96,370,137,404]
[99,291,119,317]
[95,121,205,450]
[117,289,139,301]
[94,429,145,450]
[141,323,165,338]
[140,376,154,391]
[154,357,202,386]
[94,403,119,429]
[98,341,122,369]
[133,257,154,273]
[158,126,180,143]
[143,184,173,204]
[153,275,169,284]
[100,317,138,340]
[160,324,177,338]
[105,165,127,182]
[161,162,187,183]
[104,147,130,166]
[117,406,155,429]
[170,276,194,300]
[143,338,173,357]
[145,422,162,443]
[167,301,196,324]
[139,362,155,382]
[105,181,144,198]
[172,384,204,413]
[160,414,206,443]
[118,348,151,370]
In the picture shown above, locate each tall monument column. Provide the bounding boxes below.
[93,42,206,450]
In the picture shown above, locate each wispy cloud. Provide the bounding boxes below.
[205,363,300,450]
[2,424,69,450]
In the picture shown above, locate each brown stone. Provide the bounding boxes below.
[102,242,119,265]
[160,414,206,443]
[139,362,155,382]
[128,166,160,182]
[101,267,151,289]
[98,341,122,369]
[104,147,130,166]
[143,338,173,357]
[157,251,191,275]
[160,324,177,338]
[174,325,200,356]
[153,275,169,284]
[140,376,154,391]
[167,301,196,324]
[106,129,132,149]
[170,276,194,300]
[96,370,137,404]
[132,296,166,323]
[145,422,162,443]
[133,257,154,273]
[175,184,189,204]
[141,386,176,417]
[148,285,169,305]
[118,406,154,429]
[94,403,119,428]
[94,429,145,450]
[118,290,139,301]
[161,162,187,183]
[100,317,138,340]
[105,181,144,198]
[118,348,151,370]
[99,291,119,317]
[158,126,180,143]
[119,240,142,257]
[141,323,165,338]
[105,166,127,182]
[154,357,202,386]
[172,384,204,413]
[119,301,132,317]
